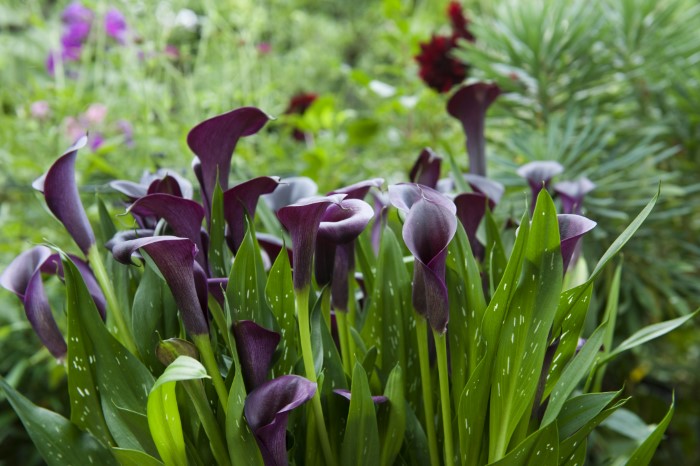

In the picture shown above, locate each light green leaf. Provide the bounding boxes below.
[557,390,620,439]
[487,422,558,466]
[265,247,298,376]
[0,378,118,466]
[112,448,164,466]
[624,395,675,466]
[484,208,507,294]
[559,398,629,462]
[209,181,228,278]
[458,359,489,466]
[342,363,380,466]
[379,365,406,466]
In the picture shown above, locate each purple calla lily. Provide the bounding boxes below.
[554,177,596,214]
[403,199,458,333]
[409,148,441,189]
[207,278,227,306]
[257,233,292,270]
[223,176,280,253]
[463,173,504,208]
[277,194,345,291]
[127,194,207,269]
[244,375,317,466]
[113,236,208,335]
[454,192,489,258]
[314,199,373,309]
[517,161,564,209]
[187,107,271,213]
[446,83,501,176]
[388,183,457,215]
[558,214,597,272]
[33,136,95,255]
[263,176,318,212]
[105,229,155,251]
[233,320,281,391]
[328,177,384,200]
[333,388,388,404]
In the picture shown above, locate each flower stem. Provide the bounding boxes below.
[87,245,138,355]
[296,287,337,466]
[346,274,358,371]
[434,330,454,466]
[416,317,440,466]
[336,310,352,376]
[193,334,229,409]
[183,379,231,466]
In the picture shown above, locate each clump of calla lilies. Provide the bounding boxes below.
[1,86,692,466]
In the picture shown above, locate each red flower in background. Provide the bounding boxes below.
[415,1,475,93]
[285,92,318,141]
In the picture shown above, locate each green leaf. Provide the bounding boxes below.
[483,208,507,294]
[209,181,228,278]
[601,308,699,364]
[265,248,298,376]
[559,398,629,462]
[624,395,675,466]
[355,230,376,297]
[379,365,406,466]
[97,195,117,245]
[147,379,185,466]
[226,218,275,328]
[402,403,430,466]
[0,378,118,466]
[557,390,620,439]
[342,363,380,466]
[541,321,607,425]
[112,448,164,466]
[489,190,562,460]
[487,422,558,466]
[458,359,489,466]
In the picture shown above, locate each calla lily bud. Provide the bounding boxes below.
[156,338,199,366]
[454,192,489,258]
[517,161,564,209]
[232,320,280,391]
[558,214,597,272]
[277,194,345,291]
[187,107,271,213]
[447,83,501,176]
[409,148,441,189]
[33,136,95,255]
[245,375,317,466]
[403,199,458,333]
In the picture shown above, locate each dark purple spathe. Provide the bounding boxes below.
[333,388,388,404]
[554,177,596,215]
[447,83,501,176]
[33,136,95,255]
[233,320,280,391]
[558,214,597,272]
[409,148,441,189]
[263,176,318,212]
[454,192,489,258]
[388,183,456,215]
[245,375,317,466]
[223,176,280,253]
[328,177,384,200]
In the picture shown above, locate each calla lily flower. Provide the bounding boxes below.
[257,233,293,270]
[33,136,95,255]
[232,320,281,391]
[388,183,456,215]
[110,169,194,201]
[105,229,155,251]
[187,107,271,213]
[244,375,317,466]
[263,176,318,212]
[446,83,501,176]
[1,246,106,358]
[454,192,489,258]
[113,236,209,335]
[314,199,374,309]
[328,177,384,200]
[463,173,504,208]
[554,177,596,214]
[403,199,458,333]
[223,176,280,253]
[409,149,441,189]
[333,389,388,404]
[558,214,597,272]
[277,194,345,291]
[517,161,564,209]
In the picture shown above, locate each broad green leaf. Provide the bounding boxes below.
[489,190,562,460]
[446,268,469,410]
[112,448,164,466]
[265,247,298,376]
[488,422,558,466]
[600,308,699,365]
[226,218,275,328]
[62,255,157,454]
[0,378,118,466]
[97,196,117,245]
[561,439,586,466]
[355,228,377,297]
[588,187,659,280]
[483,208,507,294]
[557,390,620,439]
[147,379,185,466]
[379,365,406,466]
[541,321,607,425]
[559,398,629,462]
[624,396,675,466]
[209,181,228,278]
[341,364,380,466]
[132,263,173,373]
[457,359,489,466]
[401,403,430,466]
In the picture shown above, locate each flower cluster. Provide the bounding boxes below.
[47,2,128,76]
[62,102,133,151]
[415,1,475,93]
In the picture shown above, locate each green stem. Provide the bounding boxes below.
[296,288,337,466]
[346,275,358,370]
[321,287,332,331]
[416,317,440,466]
[336,310,352,376]
[184,380,230,466]
[434,331,455,466]
[193,335,229,409]
[88,245,138,355]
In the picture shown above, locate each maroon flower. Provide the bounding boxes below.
[447,1,474,41]
[284,92,318,141]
